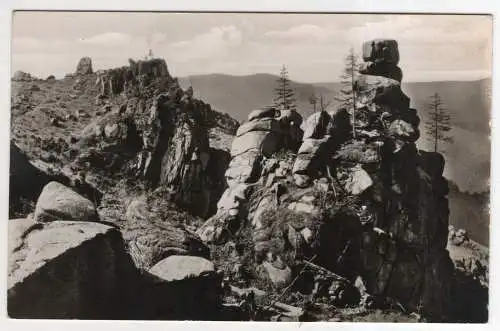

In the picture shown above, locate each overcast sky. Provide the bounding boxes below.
[11,12,492,83]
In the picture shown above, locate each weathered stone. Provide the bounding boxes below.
[196,210,235,244]
[248,107,279,122]
[225,150,262,185]
[8,219,137,319]
[75,57,93,75]
[236,118,281,137]
[297,136,331,156]
[261,261,292,288]
[293,137,332,177]
[216,184,250,211]
[251,196,275,230]
[362,39,400,65]
[327,108,352,143]
[104,122,121,138]
[359,61,403,82]
[225,165,255,186]
[144,255,222,320]
[149,255,215,282]
[335,141,382,164]
[287,202,319,215]
[278,108,303,126]
[230,131,281,158]
[338,165,373,195]
[388,119,419,142]
[355,74,410,110]
[34,182,98,223]
[294,174,311,188]
[12,70,34,82]
[302,111,332,139]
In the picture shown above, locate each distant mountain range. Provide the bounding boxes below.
[179,74,491,194]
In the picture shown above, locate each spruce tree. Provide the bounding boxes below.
[335,47,360,138]
[425,93,453,153]
[273,65,296,111]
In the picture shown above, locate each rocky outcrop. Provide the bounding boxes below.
[360,39,402,82]
[12,70,35,82]
[8,218,139,319]
[197,107,303,242]
[75,57,93,75]
[203,39,453,321]
[73,58,222,217]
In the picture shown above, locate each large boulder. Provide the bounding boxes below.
[248,107,279,122]
[359,61,403,82]
[12,70,34,82]
[75,57,93,75]
[225,150,262,185]
[388,119,419,142]
[33,182,98,223]
[302,111,331,139]
[292,136,332,177]
[355,74,410,111]
[143,255,222,320]
[148,255,215,281]
[362,39,400,65]
[337,164,374,195]
[230,131,281,158]
[236,118,281,137]
[8,219,138,319]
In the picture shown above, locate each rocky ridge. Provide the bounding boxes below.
[8,40,489,322]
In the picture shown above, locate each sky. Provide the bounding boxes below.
[11,12,492,83]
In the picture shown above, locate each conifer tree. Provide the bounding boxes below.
[273,65,296,111]
[425,93,453,153]
[335,47,360,138]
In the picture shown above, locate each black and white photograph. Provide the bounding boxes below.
[6,9,492,324]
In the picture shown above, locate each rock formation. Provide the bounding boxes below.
[12,70,35,82]
[8,39,470,321]
[73,58,221,218]
[197,106,303,242]
[75,57,93,75]
[199,39,453,320]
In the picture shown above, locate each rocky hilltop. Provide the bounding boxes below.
[8,40,488,322]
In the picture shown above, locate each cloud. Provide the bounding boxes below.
[150,32,167,45]
[264,24,332,43]
[169,25,243,61]
[347,15,491,46]
[79,32,132,46]
[12,37,69,52]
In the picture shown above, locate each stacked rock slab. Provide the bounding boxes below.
[343,39,452,318]
[197,107,303,243]
[201,39,453,320]
[360,39,402,82]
